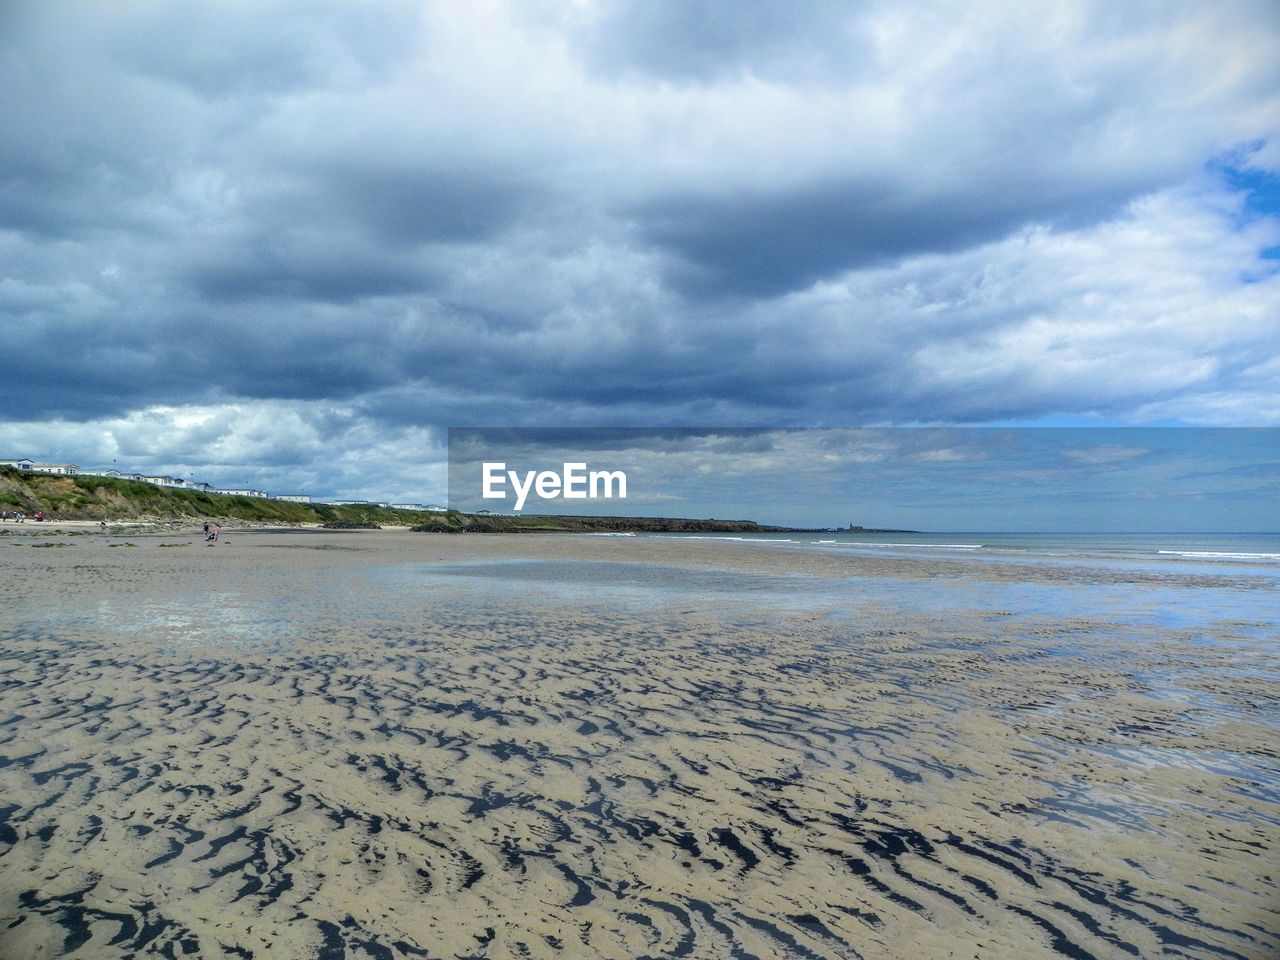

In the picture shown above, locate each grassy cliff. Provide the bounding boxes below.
[0,468,431,526]
[0,468,801,532]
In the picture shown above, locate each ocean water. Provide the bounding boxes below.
[653,530,1280,570]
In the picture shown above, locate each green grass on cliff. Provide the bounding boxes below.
[0,467,797,532]
[0,467,434,525]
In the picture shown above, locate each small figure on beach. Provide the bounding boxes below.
[213,523,221,541]
[203,521,211,540]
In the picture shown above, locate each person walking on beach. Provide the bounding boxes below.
[203,521,211,540]
[213,523,221,541]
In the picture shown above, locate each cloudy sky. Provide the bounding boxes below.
[2,1,1278,504]
[448,427,1280,529]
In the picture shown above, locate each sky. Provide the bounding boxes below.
[1,1,1278,508]
[448,427,1280,530]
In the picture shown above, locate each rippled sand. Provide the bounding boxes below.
[0,530,1277,959]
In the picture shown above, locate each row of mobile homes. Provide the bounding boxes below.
[3,461,82,475]
[5,457,437,508]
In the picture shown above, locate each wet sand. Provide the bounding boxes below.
[0,530,1277,959]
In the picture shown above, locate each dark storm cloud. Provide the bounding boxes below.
[635,176,1146,298]
[176,163,539,304]
[185,239,434,304]
[317,165,541,245]
[1,0,1278,498]
[450,427,781,456]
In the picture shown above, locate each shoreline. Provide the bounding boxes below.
[5,523,1277,584]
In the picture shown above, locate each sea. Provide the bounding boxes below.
[646,530,1280,570]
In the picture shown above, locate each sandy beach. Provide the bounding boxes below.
[0,528,1276,959]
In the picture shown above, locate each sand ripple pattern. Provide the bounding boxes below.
[1,535,1278,959]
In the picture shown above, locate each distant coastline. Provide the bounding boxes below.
[416,514,791,534]
[1,466,916,534]
[409,515,916,534]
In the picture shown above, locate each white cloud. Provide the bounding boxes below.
[0,402,448,503]
[1062,445,1151,465]
[763,181,1280,423]
[916,448,987,463]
